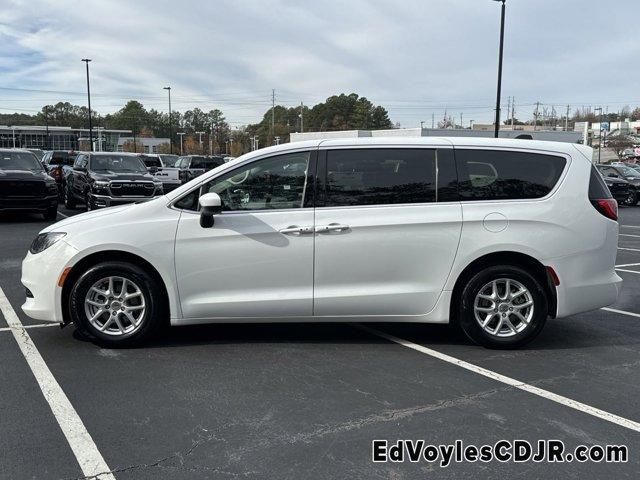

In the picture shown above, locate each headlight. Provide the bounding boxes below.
[92,180,110,194]
[29,232,66,254]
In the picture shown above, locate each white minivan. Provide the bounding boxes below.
[21,138,622,348]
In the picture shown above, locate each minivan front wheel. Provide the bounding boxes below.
[458,265,548,349]
[69,261,165,347]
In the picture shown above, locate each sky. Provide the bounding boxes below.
[0,0,638,128]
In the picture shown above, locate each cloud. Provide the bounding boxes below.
[1,0,638,126]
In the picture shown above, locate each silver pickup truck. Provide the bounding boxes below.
[139,154,182,193]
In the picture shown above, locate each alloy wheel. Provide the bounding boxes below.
[84,276,146,336]
[473,278,534,338]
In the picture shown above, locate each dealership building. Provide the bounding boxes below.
[0,125,132,151]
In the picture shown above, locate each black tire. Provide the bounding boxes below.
[64,185,76,209]
[458,265,548,349]
[43,206,58,221]
[69,261,166,347]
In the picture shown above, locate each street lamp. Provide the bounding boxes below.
[196,131,205,153]
[470,119,475,130]
[493,0,506,138]
[163,86,172,153]
[594,107,603,163]
[177,132,186,155]
[81,58,93,151]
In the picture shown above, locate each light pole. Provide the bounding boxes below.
[420,120,425,130]
[81,58,93,151]
[493,0,506,138]
[177,132,185,155]
[163,86,172,153]
[196,131,205,153]
[470,119,475,130]
[594,107,603,163]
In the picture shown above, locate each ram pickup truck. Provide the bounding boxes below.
[175,155,225,183]
[64,152,163,210]
[139,154,181,193]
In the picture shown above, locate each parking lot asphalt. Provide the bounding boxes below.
[1,204,640,479]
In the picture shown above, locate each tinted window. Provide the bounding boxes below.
[322,149,436,207]
[190,156,208,169]
[89,155,147,172]
[0,151,43,171]
[589,166,612,200]
[456,150,566,200]
[159,154,179,167]
[201,151,310,211]
[140,156,161,168]
[51,151,73,165]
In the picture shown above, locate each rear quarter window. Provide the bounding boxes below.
[455,149,566,201]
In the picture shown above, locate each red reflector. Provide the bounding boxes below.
[591,198,618,221]
[546,266,560,286]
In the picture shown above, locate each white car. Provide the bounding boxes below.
[21,138,622,348]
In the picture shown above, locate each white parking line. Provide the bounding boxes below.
[616,268,640,275]
[620,225,640,229]
[357,324,640,433]
[615,262,640,267]
[619,234,640,238]
[0,323,58,333]
[618,247,640,252]
[0,287,115,479]
[601,307,640,318]
[57,211,68,218]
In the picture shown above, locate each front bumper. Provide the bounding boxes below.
[89,193,161,208]
[21,240,80,323]
[0,195,58,213]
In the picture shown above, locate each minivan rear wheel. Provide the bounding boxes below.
[69,261,165,347]
[458,265,548,349]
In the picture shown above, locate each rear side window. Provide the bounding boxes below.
[190,157,207,168]
[51,151,73,165]
[321,149,437,207]
[589,165,612,199]
[456,149,566,200]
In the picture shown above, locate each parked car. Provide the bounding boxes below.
[64,152,163,210]
[27,148,45,161]
[41,150,77,199]
[596,163,640,205]
[0,149,58,219]
[138,154,181,193]
[602,175,630,205]
[176,155,225,183]
[22,138,621,349]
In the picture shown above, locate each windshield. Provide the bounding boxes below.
[89,154,147,172]
[159,154,179,167]
[0,151,43,171]
[139,156,162,168]
[618,165,640,177]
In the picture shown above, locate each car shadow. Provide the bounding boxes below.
[0,213,49,223]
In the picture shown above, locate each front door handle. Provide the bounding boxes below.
[315,223,350,233]
[279,225,314,235]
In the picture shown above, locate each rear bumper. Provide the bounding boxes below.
[89,193,161,208]
[0,195,58,212]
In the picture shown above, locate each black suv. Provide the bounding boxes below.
[64,152,163,210]
[596,164,640,205]
[41,150,77,199]
[0,149,58,219]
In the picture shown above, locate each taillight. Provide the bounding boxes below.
[591,198,618,221]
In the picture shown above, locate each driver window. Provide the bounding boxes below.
[201,151,310,211]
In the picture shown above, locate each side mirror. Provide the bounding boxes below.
[199,192,222,228]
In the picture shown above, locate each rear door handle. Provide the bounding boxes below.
[279,225,314,235]
[315,223,350,233]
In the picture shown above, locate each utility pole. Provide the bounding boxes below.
[132,119,137,153]
[196,131,205,153]
[431,113,435,128]
[460,113,463,129]
[511,97,515,128]
[493,0,507,138]
[420,120,424,130]
[81,59,93,151]
[594,107,603,163]
[163,86,172,153]
[44,105,50,150]
[565,104,570,131]
[299,102,304,133]
[506,96,511,127]
[533,102,540,131]
[210,121,214,155]
[177,132,185,155]
[271,89,276,145]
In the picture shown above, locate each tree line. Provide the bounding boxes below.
[0,93,393,155]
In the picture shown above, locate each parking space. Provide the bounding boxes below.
[1,205,639,478]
